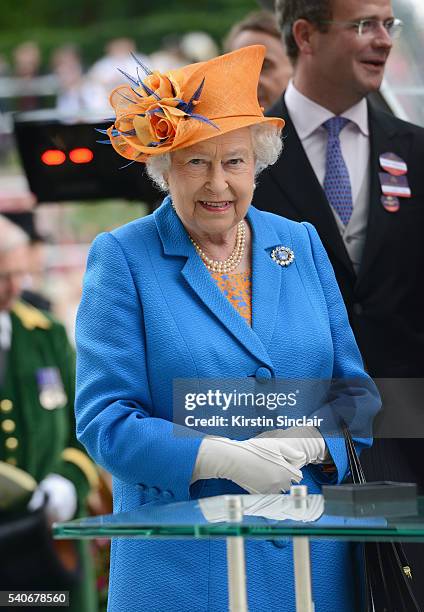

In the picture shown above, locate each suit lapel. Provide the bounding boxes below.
[264,98,355,279]
[356,104,414,287]
[154,199,274,367]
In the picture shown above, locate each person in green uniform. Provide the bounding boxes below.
[0,215,98,612]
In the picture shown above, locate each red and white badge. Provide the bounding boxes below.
[379,173,411,198]
[381,195,400,213]
[379,152,408,176]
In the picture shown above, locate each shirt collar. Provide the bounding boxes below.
[285,79,369,139]
[0,311,12,350]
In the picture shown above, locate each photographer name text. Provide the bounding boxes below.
[184,415,323,428]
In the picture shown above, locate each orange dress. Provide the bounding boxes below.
[210,271,252,326]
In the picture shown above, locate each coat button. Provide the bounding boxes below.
[353,303,363,315]
[1,419,16,433]
[161,490,174,501]
[255,367,272,382]
[137,484,147,492]
[0,399,13,413]
[149,487,161,497]
[5,437,18,450]
[270,539,290,549]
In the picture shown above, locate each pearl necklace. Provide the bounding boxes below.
[189,221,246,273]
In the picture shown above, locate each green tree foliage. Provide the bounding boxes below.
[0,0,258,66]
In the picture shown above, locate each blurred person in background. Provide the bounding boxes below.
[51,45,107,116]
[13,41,41,81]
[252,0,424,604]
[0,187,36,214]
[149,34,187,71]
[180,31,219,63]
[12,41,43,111]
[224,10,293,111]
[150,32,218,73]
[0,215,99,611]
[3,211,51,312]
[88,38,150,111]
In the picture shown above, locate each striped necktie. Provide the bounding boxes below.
[323,116,353,226]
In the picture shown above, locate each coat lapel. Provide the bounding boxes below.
[355,104,414,287]
[264,97,355,279]
[248,207,286,350]
[154,198,274,367]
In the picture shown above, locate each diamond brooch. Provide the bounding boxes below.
[271,246,295,267]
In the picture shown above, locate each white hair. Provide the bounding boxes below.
[145,123,283,192]
[0,215,29,254]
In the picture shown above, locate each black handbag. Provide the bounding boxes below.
[0,499,81,591]
[342,421,421,612]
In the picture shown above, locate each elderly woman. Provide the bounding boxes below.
[75,46,379,612]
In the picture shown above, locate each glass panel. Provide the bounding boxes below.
[383,0,424,125]
[53,494,424,541]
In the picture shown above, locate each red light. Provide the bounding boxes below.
[69,148,94,164]
[41,149,66,166]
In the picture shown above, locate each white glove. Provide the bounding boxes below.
[28,474,77,523]
[255,426,329,465]
[191,436,303,494]
[199,494,324,523]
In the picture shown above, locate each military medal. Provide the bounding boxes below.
[379,153,411,213]
[381,196,400,213]
[36,367,67,410]
[379,152,408,176]
[379,173,411,198]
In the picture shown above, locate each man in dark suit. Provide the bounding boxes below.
[253,0,424,598]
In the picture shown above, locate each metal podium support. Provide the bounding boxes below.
[225,496,249,612]
[291,486,315,612]
[224,488,315,612]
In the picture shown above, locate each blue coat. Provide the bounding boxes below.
[75,198,379,612]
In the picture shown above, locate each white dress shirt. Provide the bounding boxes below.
[285,81,371,272]
[0,311,12,350]
[0,311,11,386]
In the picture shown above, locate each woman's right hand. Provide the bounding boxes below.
[191,436,303,494]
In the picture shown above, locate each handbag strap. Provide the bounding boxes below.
[341,419,366,484]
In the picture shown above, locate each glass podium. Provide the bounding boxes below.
[53,488,424,612]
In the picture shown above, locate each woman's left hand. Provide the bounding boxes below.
[254,426,329,466]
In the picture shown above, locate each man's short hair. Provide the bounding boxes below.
[276,0,332,63]
[0,215,29,254]
[224,10,281,52]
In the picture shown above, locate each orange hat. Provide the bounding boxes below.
[103,45,284,164]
